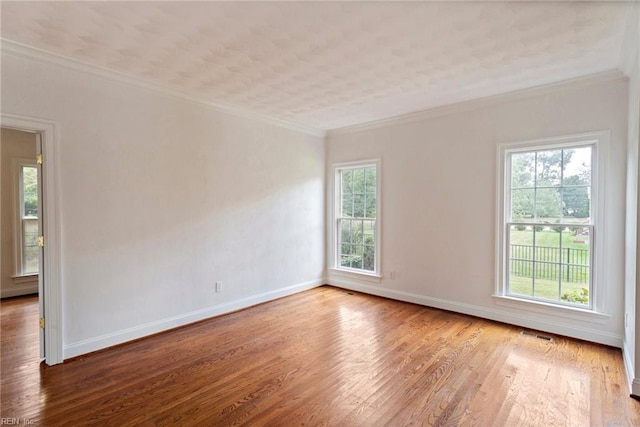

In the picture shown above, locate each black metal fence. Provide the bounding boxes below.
[510,244,589,283]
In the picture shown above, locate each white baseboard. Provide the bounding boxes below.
[1,285,38,299]
[327,277,623,348]
[623,343,639,396]
[63,278,323,359]
[633,379,640,398]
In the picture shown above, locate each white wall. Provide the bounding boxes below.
[627,56,640,395]
[1,52,325,358]
[327,77,629,347]
[1,128,38,298]
[623,3,640,397]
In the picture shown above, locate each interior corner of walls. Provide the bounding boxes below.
[63,278,324,360]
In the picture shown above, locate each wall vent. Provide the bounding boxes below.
[521,330,554,342]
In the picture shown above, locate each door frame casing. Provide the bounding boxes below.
[1,113,63,365]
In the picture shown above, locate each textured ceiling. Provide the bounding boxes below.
[0,1,634,131]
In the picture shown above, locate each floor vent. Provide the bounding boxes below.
[521,330,554,342]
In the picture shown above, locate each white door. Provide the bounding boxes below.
[36,132,45,359]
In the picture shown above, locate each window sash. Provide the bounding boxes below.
[337,218,376,272]
[505,222,593,309]
[507,146,593,225]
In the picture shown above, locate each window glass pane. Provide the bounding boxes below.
[508,225,533,296]
[355,220,364,243]
[562,146,591,223]
[511,152,535,188]
[509,225,533,297]
[342,169,353,194]
[562,186,590,223]
[560,226,590,306]
[365,167,377,193]
[352,168,365,194]
[363,221,375,245]
[353,194,365,218]
[341,243,351,256]
[23,218,39,274]
[342,194,354,217]
[363,245,375,271]
[340,254,352,269]
[535,188,562,222]
[365,194,376,219]
[22,166,38,218]
[511,188,534,222]
[352,244,363,269]
[532,226,561,301]
[563,147,591,186]
[340,220,351,244]
[535,150,562,187]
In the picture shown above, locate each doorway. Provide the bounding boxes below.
[1,127,43,359]
[0,115,62,365]
[1,129,39,296]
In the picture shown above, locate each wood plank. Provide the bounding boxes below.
[1,287,638,425]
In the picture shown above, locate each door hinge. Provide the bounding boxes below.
[39,317,45,329]
[37,153,43,165]
[38,236,44,247]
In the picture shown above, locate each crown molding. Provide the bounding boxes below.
[0,39,326,138]
[326,69,627,137]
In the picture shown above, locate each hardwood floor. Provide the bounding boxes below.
[1,286,638,426]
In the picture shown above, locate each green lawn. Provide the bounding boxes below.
[509,275,589,304]
[510,228,588,250]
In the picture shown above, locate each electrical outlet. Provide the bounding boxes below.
[215,281,223,293]
[389,271,396,280]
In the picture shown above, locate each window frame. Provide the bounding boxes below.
[496,131,608,313]
[13,159,39,277]
[330,160,382,278]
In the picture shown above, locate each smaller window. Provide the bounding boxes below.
[19,164,39,275]
[333,161,380,275]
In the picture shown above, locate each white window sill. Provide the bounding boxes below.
[493,295,610,324]
[328,268,382,284]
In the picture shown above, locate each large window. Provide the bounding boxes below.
[19,164,39,275]
[498,132,605,310]
[333,161,380,275]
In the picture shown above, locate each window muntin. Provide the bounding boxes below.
[505,145,594,308]
[19,164,39,275]
[335,163,378,274]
